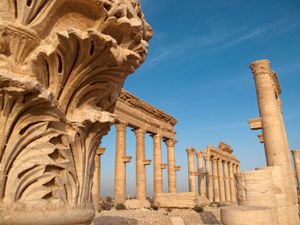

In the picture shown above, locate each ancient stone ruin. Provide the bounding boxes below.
[221,60,300,225]
[0,1,151,224]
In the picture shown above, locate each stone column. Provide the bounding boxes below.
[153,134,163,195]
[250,60,299,224]
[212,157,220,202]
[196,151,205,196]
[134,128,147,201]
[228,162,236,202]
[292,150,300,191]
[218,159,226,202]
[92,147,106,212]
[186,147,196,192]
[224,161,231,202]
[114,122,130,204]
[166,139,177,193]
[204,152,213,202]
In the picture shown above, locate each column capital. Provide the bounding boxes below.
[217,158,223,163]
[195,150,203,158]
[203,152,211,161]
[164,138,177,147]
[115,122,127,131]
[96,147,106,155]
[152,133,163,141]
[211,157,218,163]
[249,59,271,77]
[133,128,146,135]
[186,147,196,155]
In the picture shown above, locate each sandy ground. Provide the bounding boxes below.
[91,207,222,225]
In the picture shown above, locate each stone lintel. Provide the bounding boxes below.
[218,142,233,154]
[160,163,167,169]
[96,147,106,155]
[122,156,132,163]
[175,165,181,171]
[247,117,262,130]
[143,159,151,165]
[257,134,264,143]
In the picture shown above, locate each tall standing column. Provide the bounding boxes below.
[223,161,231,202]
[218,159,225,202]
[204,152,213,202]
[153,134,163,195]
[292,150,300,192]
[196,151,205,196]
[212,157,220,202]
[186,147,196,192]
[135,128,147,200]
[92,147,106,212]
[250,60,299,224]
[166,139,177,193]
[228,162,236,202]
[114,122,128,204]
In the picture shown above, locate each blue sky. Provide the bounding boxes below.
[101,0,300,196]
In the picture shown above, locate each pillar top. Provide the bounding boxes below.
[96,147,106,155]
[165,138,177,147]
[249,59,271,76]
[195,150,203,158]
[186,147,196,155]
[133,128,146,135]
[152,133,163,140]
[211,157,218,162]
[115,122,127,131]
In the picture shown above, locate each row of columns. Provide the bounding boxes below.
[186,147,240,203]
[114,122,180,204]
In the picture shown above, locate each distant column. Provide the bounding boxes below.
[228,162,236,202]
[92,147,105,212]
[224,161,231,202]
[135,128,147,200]
[292,150,300,191]
[218,159,225,202]
[212,157,220,202]
[166,139,177,193]
[186,147,196,192]
[204,152,213,202]
[196,151,205,196]
[153,134,163,196]
[114,122,130,204]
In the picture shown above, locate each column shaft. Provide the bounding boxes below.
[218,159,225,202]
[212,158,220,202]
[167,139,177,193]
[186,148,196,192]
[153,134,163,195]
[92,154,100,212]
[204,154,213,202]
[114,123,127,204]
[228,162,236,202]
[135,128,146,200]
[224,161,231,202]
[196,151,205,196]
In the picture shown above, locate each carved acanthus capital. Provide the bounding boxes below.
[195,150,203,159]
[165,139,177,147]
[186,147,195,155]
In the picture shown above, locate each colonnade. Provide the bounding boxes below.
[114,122,180,204]
[186,145,240,203]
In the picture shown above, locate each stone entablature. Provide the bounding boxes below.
[205,143,240,165]
[115,89,177,139]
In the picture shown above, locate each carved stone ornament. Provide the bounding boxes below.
[0,1,152,225]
